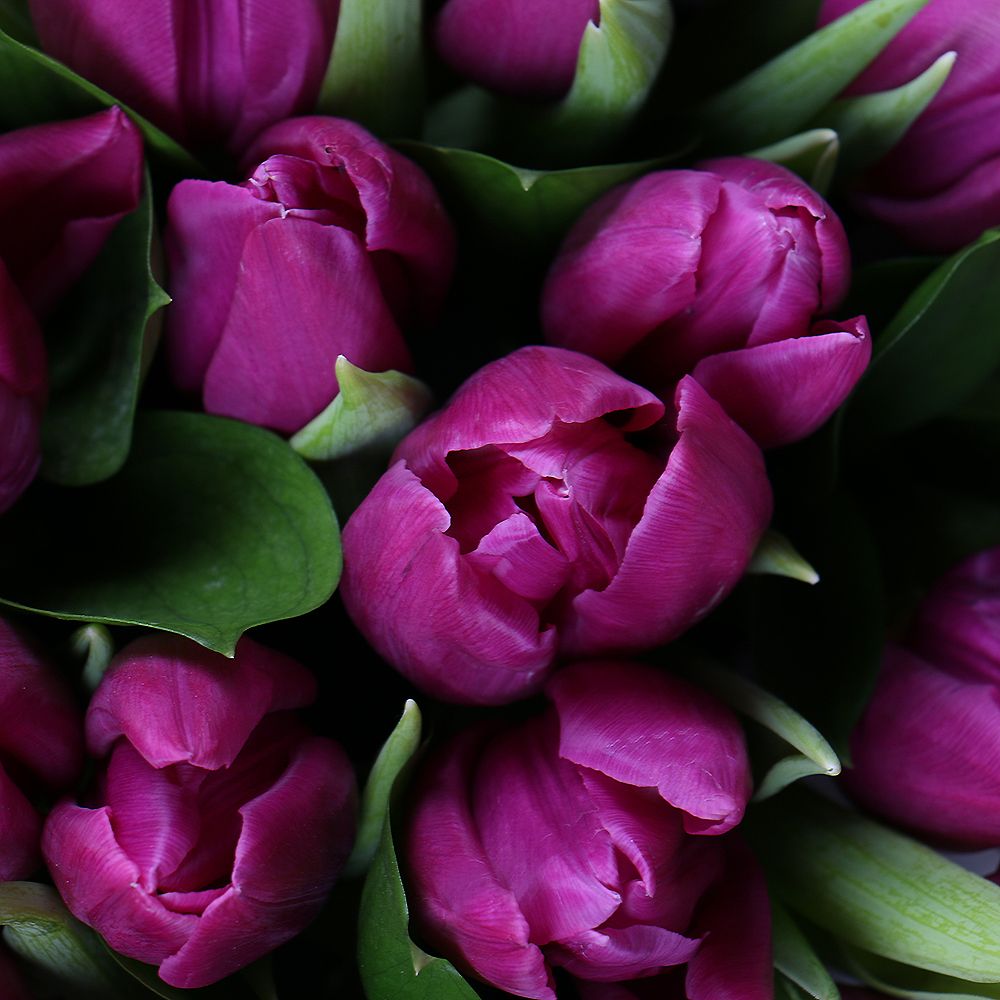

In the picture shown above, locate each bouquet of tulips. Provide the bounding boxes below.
[1,0,1000,998]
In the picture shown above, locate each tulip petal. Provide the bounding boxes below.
[342,462,558,704]
[564,378,772,657]
[691,317,871,448]
[406,729,555,1000]
[548,661,752,834]
[0,763,41,881]
[549,923,701,982]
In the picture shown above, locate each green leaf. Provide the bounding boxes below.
[773,900,841,1000]
[290,359,432,463]
[749,529,821,585]
[750,128,840,194]
[344,700,423,879]
[751,792,1000,982]
[71,622,116,692]
[778,976,820,1000]
[700,0,933,149]
[41,173,169,486]
[817,50,955,176]
[0,0,35,44]
[848,228,1000,448]
[843,944,1000,999]
[318,0,422,137]
[0,412,341,655]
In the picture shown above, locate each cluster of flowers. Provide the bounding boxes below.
[1,0,999,998]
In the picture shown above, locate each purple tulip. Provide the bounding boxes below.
[434,0,600,100]
[849,546,1000,848]
[404,660,772,999]
[0,617,83,881]
[542,158,871,449]
[28,0,339,155]
[820,0,1000,251]
[0,107,143,511]
[341,346,772,705]
[42,635,357,988]
[165,116,455,434]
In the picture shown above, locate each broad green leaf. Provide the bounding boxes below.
[843,944,1000,999]
[751,792,1000,982]
[106,948,256,999]
[41,173,169,485]
[290,359,432,463]
[319,0,422,137]
[749,529,821,585]
[700,0,932,149]
[817,50,955,176]
[750,129,839,194]
[778,977,819,1000]
[848,228,1000,447]
[344,700,423,879]
[71,622,115,692]
[0,27,201,171]
[0,412,341,655]
[0,0,34,44]
[773,900,841,1000]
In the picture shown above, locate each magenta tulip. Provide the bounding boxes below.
[43,635,357,988]
[542,158,870,449]
[341,346,772,705]
[28,0,339,155]
[849,546,1000,847]
[165,116,455,434]
[405,660,772,999]
[0,107,142,511]
[0,617,83,881]
[434,0,600,100]
[820,0,1000,250]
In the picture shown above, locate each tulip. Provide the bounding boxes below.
[341,346,772,704]
[848,546,1000,848]
[819,0,1000,251]
[0,106,143,512]
[542,158,871,449]
[28,0,339,155]
[0,617,83,881]
[0,946,32,1000]
[165,117,455,434]
[434,0,600,100]
[404,660,772,999]
[42,635,357,988]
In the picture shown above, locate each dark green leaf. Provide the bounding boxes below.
[0,412,341,655]
[773,900,841,1000]
[0,0,35,44]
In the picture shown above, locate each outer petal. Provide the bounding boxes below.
[548,661,752,834]
[0,763,41,880]
[848,645,1000,848]
[549,924,700,982]
[405,728,555,1000]
[691,316,871,448]
[86,635,316,766]
[202,216,410,432]
[563,378,772,655]
[396,346,664,501]
[341,462,557,704]
[0,382,42,514]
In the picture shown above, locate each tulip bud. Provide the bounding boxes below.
[0,617,83,881]
[165,116,455,435]
[341,346,772,704]
[819,0,1000,250]
[542,158,871,449]
[42,635,357,989]
[404,660,772,999]
[28,0,339,155]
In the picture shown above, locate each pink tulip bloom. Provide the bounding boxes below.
[165,117,455,434]
[542,158,870,449]
[405,661,772,999]
[820,0,1000,250]
[29,0,340,155]
[341,346,772,704]
[0,617,83,881]
[43,635,357,989]
[434,0,600,100]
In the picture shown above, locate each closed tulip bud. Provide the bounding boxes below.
[849,546,1000,848]
[341,346,772,705]
[542,158,871,449]
[28,0,339,155]
[0,617,83,881]
[42,636,357,989]
[819,0,1000,250]
[434,0,600,101]
[165,117,455,434]
[404,661,772,999]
